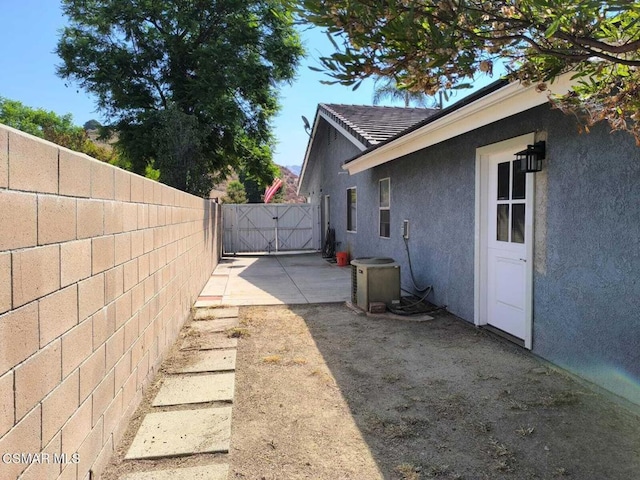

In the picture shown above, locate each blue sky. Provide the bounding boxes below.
[0,2,495,169]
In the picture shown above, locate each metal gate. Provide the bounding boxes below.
[222,203,320,254]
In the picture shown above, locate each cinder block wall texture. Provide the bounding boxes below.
[0,124,221,480]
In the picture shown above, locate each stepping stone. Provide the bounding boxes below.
[125,407,232,459]
[194,306,239,320]
[120,464,228,480]
[168,350,236,374]
[152,373,235,406]
[191,318,239,333]
[181,332,238,351]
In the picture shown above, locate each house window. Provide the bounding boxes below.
[379,178,390,238]
[347,187,357,232]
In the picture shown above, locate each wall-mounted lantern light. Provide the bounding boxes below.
[515,141,545,173]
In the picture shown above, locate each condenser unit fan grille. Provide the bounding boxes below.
[351,264,358,304]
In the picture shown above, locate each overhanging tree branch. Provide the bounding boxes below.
[299,0,640,141]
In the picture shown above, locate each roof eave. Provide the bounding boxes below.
[343,74,576,175]
[296,107,320,196]
[318,109,369,152]
[297,106,368,196]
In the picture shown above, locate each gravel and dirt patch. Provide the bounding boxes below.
[100,302,640,480]
[230,303,640,480]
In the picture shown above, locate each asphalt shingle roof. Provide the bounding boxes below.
[319,104,438,148]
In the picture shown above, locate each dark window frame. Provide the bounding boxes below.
[379,178,390,238]
[347,187,357,233]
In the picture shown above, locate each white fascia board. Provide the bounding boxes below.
[297,109,322,196]
[343,74,575,174]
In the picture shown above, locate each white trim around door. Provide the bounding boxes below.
[475,133,535,349]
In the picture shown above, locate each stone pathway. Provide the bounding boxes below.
[119,307,240,479]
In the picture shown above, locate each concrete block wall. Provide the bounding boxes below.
[0,124,221,480]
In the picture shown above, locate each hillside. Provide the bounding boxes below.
[283,164,301,176]
[279,165,306,203]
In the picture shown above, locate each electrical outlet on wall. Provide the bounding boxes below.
[402,220,410,239]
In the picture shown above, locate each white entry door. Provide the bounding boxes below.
[477,134,534,347]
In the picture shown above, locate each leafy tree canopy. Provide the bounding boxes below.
[0,96,86,150]
[239,165,283,203]
[57,0,304,196]
[0,96,116,162]
[222,180,248,204]
[300,1,640,142]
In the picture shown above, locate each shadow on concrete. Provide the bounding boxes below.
[290,303,640,479]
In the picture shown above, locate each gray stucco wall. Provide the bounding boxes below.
[533,112,640,404]
[303,105,640,405]
[349,142,477,321]
[301,119,364,250]
[474,106,639,404]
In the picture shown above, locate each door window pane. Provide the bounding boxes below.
[497,162,510,200]
[497,204,509,241]
[511,203,525,243]
[512,160,526,200]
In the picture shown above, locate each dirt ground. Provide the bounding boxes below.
[230,303,640,480]
[101,302,640,480]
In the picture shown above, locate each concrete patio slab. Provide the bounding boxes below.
[304,294,351,304]
[196,295,223,302]
[120,464,228,480]
[224,284,300,296]
[224,276,295,288]
[152,373,235,406]
[181,332,238,351]
[223,295,307,306]
[193,298,222,307]
[200,276,229,292]
[167,350,236,374]
[125,407,232,459]
[229,267,286,277]
[194,306,239,320]
[197,253,351,306]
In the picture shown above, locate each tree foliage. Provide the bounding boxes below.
[372,77,438,108]
[0,96,117,162]
[238,165,284,203]
[239,171,264,203]
[57,0,304,196]
[222,180,248,204]
[300,1,640,142]
[1,96,87,150]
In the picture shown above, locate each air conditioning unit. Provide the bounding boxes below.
[351,257,400,312]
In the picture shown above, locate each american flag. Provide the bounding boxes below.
[263,178,283,203]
